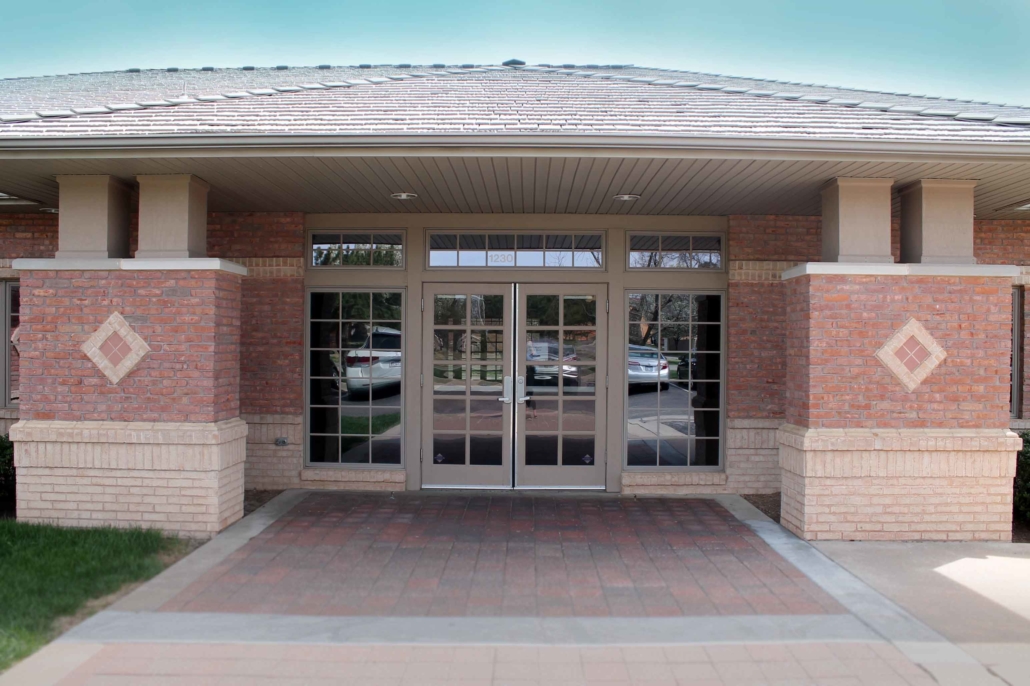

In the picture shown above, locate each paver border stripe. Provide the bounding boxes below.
[110,489,312,612]
[59,611,878,646]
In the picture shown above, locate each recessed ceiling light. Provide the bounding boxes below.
[390,192,418,200]
[1015,203,1030,211]
[39,207,59,214]
[0,193,38,207]
[613,194,641,201]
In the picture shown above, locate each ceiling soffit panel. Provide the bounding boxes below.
[1,156,1030,218]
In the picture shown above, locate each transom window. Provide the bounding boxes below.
[428,232,604,269]
[308,290,404,466]
[310,231,404,268]
[628,234,723,270]
[626,292,723,468]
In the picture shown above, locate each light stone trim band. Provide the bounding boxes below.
[11,418,248,447]
[778,424,1022,453]
[622,471,729,488]
[728,260,799,282]
[233,257,304,278]
[301,467,406,491]
[778,424,1021,478]
[1014,266,1030,286]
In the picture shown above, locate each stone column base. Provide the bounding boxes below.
[11,418,248,538]
[778,424,1021,541]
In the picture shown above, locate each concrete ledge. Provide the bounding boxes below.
[781,262,1020,279]
[12,257,248,276]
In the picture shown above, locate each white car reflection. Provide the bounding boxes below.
[343,326,402,396]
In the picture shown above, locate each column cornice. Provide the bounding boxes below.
[781,262,1019,280]
[12,257,248,275]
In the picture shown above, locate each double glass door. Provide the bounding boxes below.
[422,283,607,488]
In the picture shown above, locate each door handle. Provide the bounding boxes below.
[498,376,513,404]
[516,375,529,404]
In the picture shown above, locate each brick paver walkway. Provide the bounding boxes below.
[161,494,843,617]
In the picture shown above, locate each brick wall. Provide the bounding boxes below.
[239,277,304,415]
[727,216,820,421]
[207,212,306,488]
[0,214,57,260]
[207,213,305,417]
[785,274,1013,430]
[207,212,306,259]
[728,215,821,261]
[975,220,1030,266]
[17,269,241,423]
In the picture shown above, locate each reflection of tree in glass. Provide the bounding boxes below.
[312,235,402,267]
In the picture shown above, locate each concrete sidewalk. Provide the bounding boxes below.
[2,490,1027,685]
[817,540,1030,686]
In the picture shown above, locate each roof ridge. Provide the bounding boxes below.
[0,67,507,124]
[618,64,1028,110]
[515,67,1030,128]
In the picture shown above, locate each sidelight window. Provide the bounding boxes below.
[308,290,404,465]
[625,292,723,468]
[1014,286,1023,419]
[2,283,18,408]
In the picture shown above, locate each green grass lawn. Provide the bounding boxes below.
[0,520,181,672]
[339,411,402,436]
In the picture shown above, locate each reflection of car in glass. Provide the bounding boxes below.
[344,327,402,396]
[628,344,669,390]
[526,341,578,388]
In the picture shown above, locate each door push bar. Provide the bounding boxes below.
[498,376,513,404]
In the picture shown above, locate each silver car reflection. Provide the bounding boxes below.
[628,344,669,390]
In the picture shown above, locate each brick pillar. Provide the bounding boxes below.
[778,265,1022,541]
[9,174,248,538]
[9,262,248,537]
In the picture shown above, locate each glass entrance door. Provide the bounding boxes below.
[515,284,607,488]
[421,283,607,489]
[422,284,514,487]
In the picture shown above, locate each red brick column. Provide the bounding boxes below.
[18,269,240,422]
[9,262,247,537]
[779,266,1022,541]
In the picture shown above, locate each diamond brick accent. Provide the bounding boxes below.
[81,312,151,384]
[875,318,946,392]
